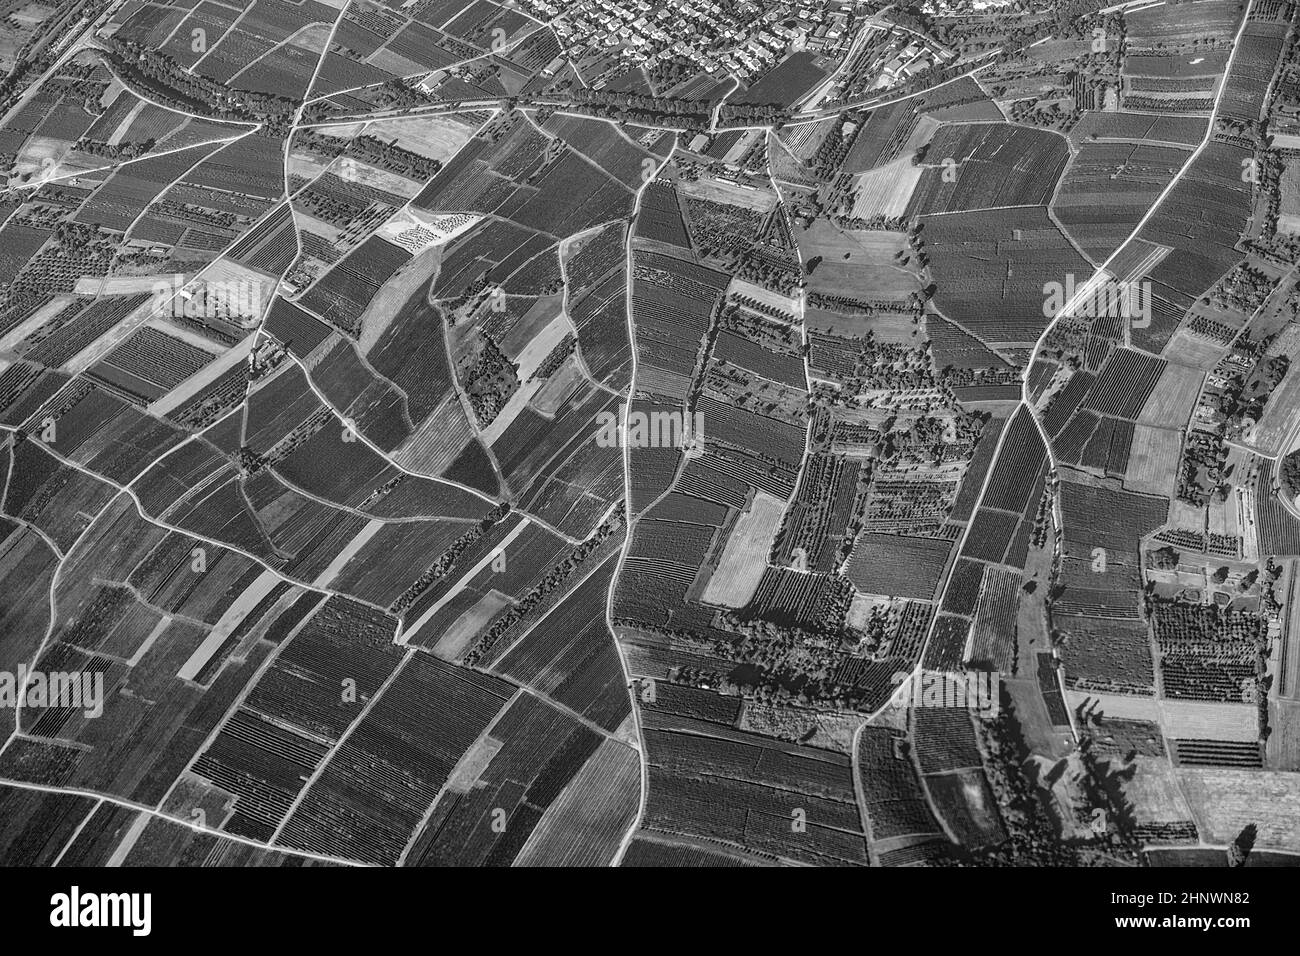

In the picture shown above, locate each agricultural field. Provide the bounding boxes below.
[907,123,1069,216]
[1053,143,1193,262]
[797,221,921,303]
[921,206,1090,355]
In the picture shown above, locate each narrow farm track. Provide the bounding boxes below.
[764,131,817,545]
[0,773,367,866]
[607,143,677,867]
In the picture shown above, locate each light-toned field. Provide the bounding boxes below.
[96,77,125,110]
[1124,423,1181,497]
[479,371,544,445]
[289,21,334,53]
[146,315,223,354]
[62,294,156,375]
[1007,678,1075,759]
[1165,498,1207,537]
[104,99,146,148]
[177,570,282,680]
[326,153,422,198]
[1126,0,1241,47]
[1138,361,1204,426]
[767,132,817,186]
[719,129,763,165]
[1179,768,1300,851]
[104,814,152,868]
[365,113,483,164]
[845,592,887,631]
[1026,38,1093,62]
[1207,487,1240,540]
[634,363,691,401]
[432,589,513,662]
[150,331,256,417]
[1108,238,1170,284]
[512,737,640,866]
[511,305,571,378]
[0,294,71,351]
[1280,566,1300,701]
[445,736,505,793]
[76,274,177,296]
[1161,327,1228,369]
[806,306,921,340]
[725,277,799,317]
[532,354,585,416]
[200,257,279,309]
[739,703,864,754]
[501,295,564,360]
[1159,699,1258,740]
[780,118,834,160]
[376,208,479,254]
[1066,689,1160,720]
[850,156,922,219]
[1279,156,1300,234]
[1244,363,1300,457]
[366,48,429,79]
[1123,756,1197,825]
[398,521,529,642]
[11,134,74,185]
[478,313,568,444]
[700,491,786,607]
[988,72,1060,102]
[1239,478,1261,562]
[394,392,474,472]
[679,174,778,213]
[313,519,385,587]
[287,149,332,184]
[315,121,367,140]
[903,113,941,155]
[1266,700,1300,770]
[1265,322,1300,358]
[798,223,918,301]
[358,243,442,352]
[863,310,923,343]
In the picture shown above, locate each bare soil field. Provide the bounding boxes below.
[701,491,786,608]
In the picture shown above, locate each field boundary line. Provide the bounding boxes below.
[0,775,368,866]
[268,644,417,847]
[395,686,523,867]
[1,433,382,611]
[849,721,878,865]
[608,142,678,867]
[49,796,103,866]
[301,23,553,106]
[153,586,328,817]
[11,129,256,193]
[764,134,816,575]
